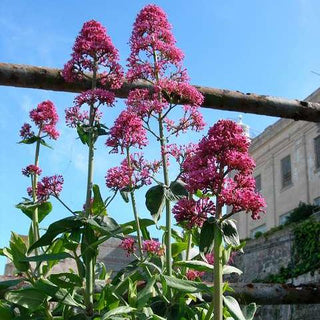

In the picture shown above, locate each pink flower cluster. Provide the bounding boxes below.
[126,88,168,117]
[127,4,184,82]
[126,5,204,137]
[65,89,114,128]
[105,153,160,191]
[106,110,148,153]
[120,237,136,256]
[22,100,59,140]
[186,269,205,281]
[172,198,215,229]
[22,165,42,177]
[142,239,164,256]
[165,143,197,165]
[28,175,64,202]
[20,123,34,139]
[62,20,123,89]
[182,120,266,219]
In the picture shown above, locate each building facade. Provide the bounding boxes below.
[234,89,320,239]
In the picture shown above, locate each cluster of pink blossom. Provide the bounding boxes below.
[62,20,123,89]
[126,5,204,139]
[105,154,160,191]
[74,89,115,108]
[142,239,164,256]
[22,165,42,177]
[186,269,205,281]
[221,175,266,219]
[126,88,168,117]
[120,237,136,256]
[65,89,112,127]
[20,123,34,139]
[127,5,185,82]
[172,198,215,229]
[205,253,214,265]
[23,100,59,140]
[182,120,266,219]
[165,143,197,166]
[28,175,64,202]
[106,110,148,153]
[164,104,205,136]
[158,79,204,107]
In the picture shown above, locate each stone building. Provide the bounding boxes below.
[233,88,320,239]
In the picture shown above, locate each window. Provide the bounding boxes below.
[250,224,266,238]
[255,174,261,192]
[315,135,320,169]
[279,211,291,225]
[314,196,320,207]
[281,155,292,188]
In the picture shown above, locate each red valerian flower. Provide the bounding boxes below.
[62,20,123,89]
[105,153,160,191]
[142,239,164,256]
[126,5,204,136]
[182,120,266,220]
[186,269,205,281]
[29,100,59,140]
[172,198,215,229]
[65,89,113,128]
[120,237,136,256]
[106,109,148,153]
[28,175,64,202]
[20,123,34,139]
[22,165,42,177]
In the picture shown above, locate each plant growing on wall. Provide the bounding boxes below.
[0,5,265,320]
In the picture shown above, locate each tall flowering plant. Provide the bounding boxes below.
[0,5,265,320]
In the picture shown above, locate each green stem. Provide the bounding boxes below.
[158,118,172,277]
[83,63,97,314]
[31,128,42,267]
[204,203,223,320]
[186,231,192,261]
[213,219,223,320]
[126,148,143,258]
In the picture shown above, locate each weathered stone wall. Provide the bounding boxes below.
[231,226,295,283]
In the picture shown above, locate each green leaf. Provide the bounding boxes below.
[92,184,107,216]
[9,233,29,272]
[18,136,39,145]
[5,289,47,312]
[16,201,52,223]
[223,296,246,320]
[34,279,84,308]
[199,220,215,254]
[137,278,156,308]
[168,180,188,200]
[161,275,212,293]
[145,185,165,222]
[39,138,52,149]
[121,219,154,235]
[173,260,214,273]
[23,252,72,262]
[77,125,89,145]
[171,242,188,258]
[0,279,24,291]
[223,265,243,275]
[242,303,257,320]
[222,220,240,247]
[49,273,82,289]
[120,190,129,203]
[102,306,136,319]
[29,216,85,252]
[0,301,14,320]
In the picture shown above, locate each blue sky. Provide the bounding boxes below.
[0,0,320,273]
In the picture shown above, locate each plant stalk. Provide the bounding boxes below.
[31,128,42,250]
[83,63,97,313]
[158,117,172,277]
[126,148,143,258]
